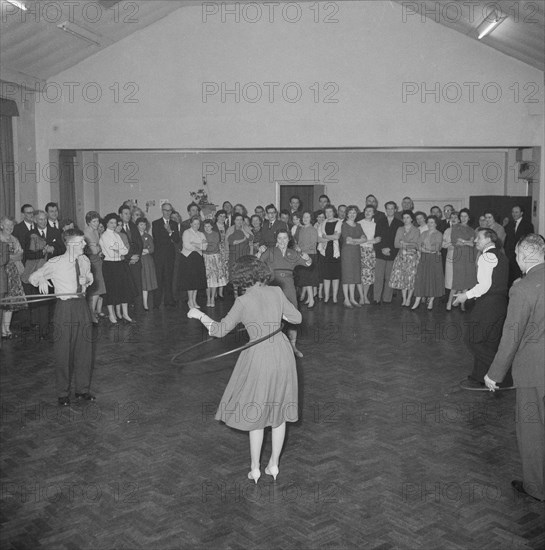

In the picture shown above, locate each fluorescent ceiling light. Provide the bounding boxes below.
[57,21,101,47]
[476,13,507,39]
[5,0,28,10]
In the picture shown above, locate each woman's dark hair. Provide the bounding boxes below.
[202,219,215,229]
[459,208,472,225]
[345,205,359,218]
[135,217,150,230]
[275,228,295,249]
[426,215,439,225]
[85,211,100,225]
[301,210,314,225]
[324,204,337,217]
[233,213,244,223]
[414,210,426,222]
[250,214,262,228]
[189,215,201,225]
[215,209,227,222]
[314,209,324,219]
[231,255,272,289]
[103,213,120,226]
[401,210,416,223]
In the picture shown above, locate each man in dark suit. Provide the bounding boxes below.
[261,204,288,247]
[119,204,143,305]
[24,210,65,338]
[504,205,535,286]
[45,202,61,231]
[222,201,234,226]
[373,201,403,304]
[152,203,180,308]
[485,234,544,502]
[13,204,35,253]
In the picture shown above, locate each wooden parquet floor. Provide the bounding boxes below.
[1,296,544,550]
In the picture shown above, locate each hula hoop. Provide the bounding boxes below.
[171,323,285,367]
[0,293,85,306]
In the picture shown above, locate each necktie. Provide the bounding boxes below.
[40,230,44,238]
[75,259,82,293]
[125,224,131,239]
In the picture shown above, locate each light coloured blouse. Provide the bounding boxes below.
[99,229,128,261]
[358,219,376,248]
[182,228,207,257]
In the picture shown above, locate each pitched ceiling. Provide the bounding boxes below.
[0,0,191,85]
[392,0,544,71]
[1,0,543,89]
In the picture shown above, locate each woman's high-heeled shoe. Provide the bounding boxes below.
[411,298,421,310]
[427,299,434,311]
[248,469,261,484]
[265,465,279,481]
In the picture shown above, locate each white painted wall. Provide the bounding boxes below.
[28,1,544,229]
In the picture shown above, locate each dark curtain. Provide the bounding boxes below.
[0,98,19,218]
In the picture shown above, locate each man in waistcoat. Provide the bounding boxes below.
[454,228,513,389]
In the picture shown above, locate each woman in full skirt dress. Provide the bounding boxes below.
[389,211,420,307]
[412,216,445,311]
[188,256,302,484]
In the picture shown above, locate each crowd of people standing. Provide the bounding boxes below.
[0,194,535,338]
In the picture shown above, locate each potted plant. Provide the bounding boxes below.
[190,178,217,218]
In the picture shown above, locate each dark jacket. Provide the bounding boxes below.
[374,216,403,261]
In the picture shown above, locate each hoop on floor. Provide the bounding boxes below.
[171,323,285,368]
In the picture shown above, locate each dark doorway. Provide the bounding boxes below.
[279,184,325,212]
[58,150,77,222]
[469,195,532,225]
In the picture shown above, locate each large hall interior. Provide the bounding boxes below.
[1,1,544,549]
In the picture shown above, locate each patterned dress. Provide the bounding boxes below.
[216,224,229,278]
[203,230,228,288]
[389,225,420,290]
[0,235,27,312]
[359,219,376,285]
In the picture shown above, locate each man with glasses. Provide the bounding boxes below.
[13,204,35,255]
[152,202,180,308]
[261,204,288,247]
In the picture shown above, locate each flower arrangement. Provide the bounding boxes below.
[189,188,210,205]
[189,177,215,206]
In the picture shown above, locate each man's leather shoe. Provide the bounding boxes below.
[75,393,96,401]
[58,396,70,407]
[511,480,544,502]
